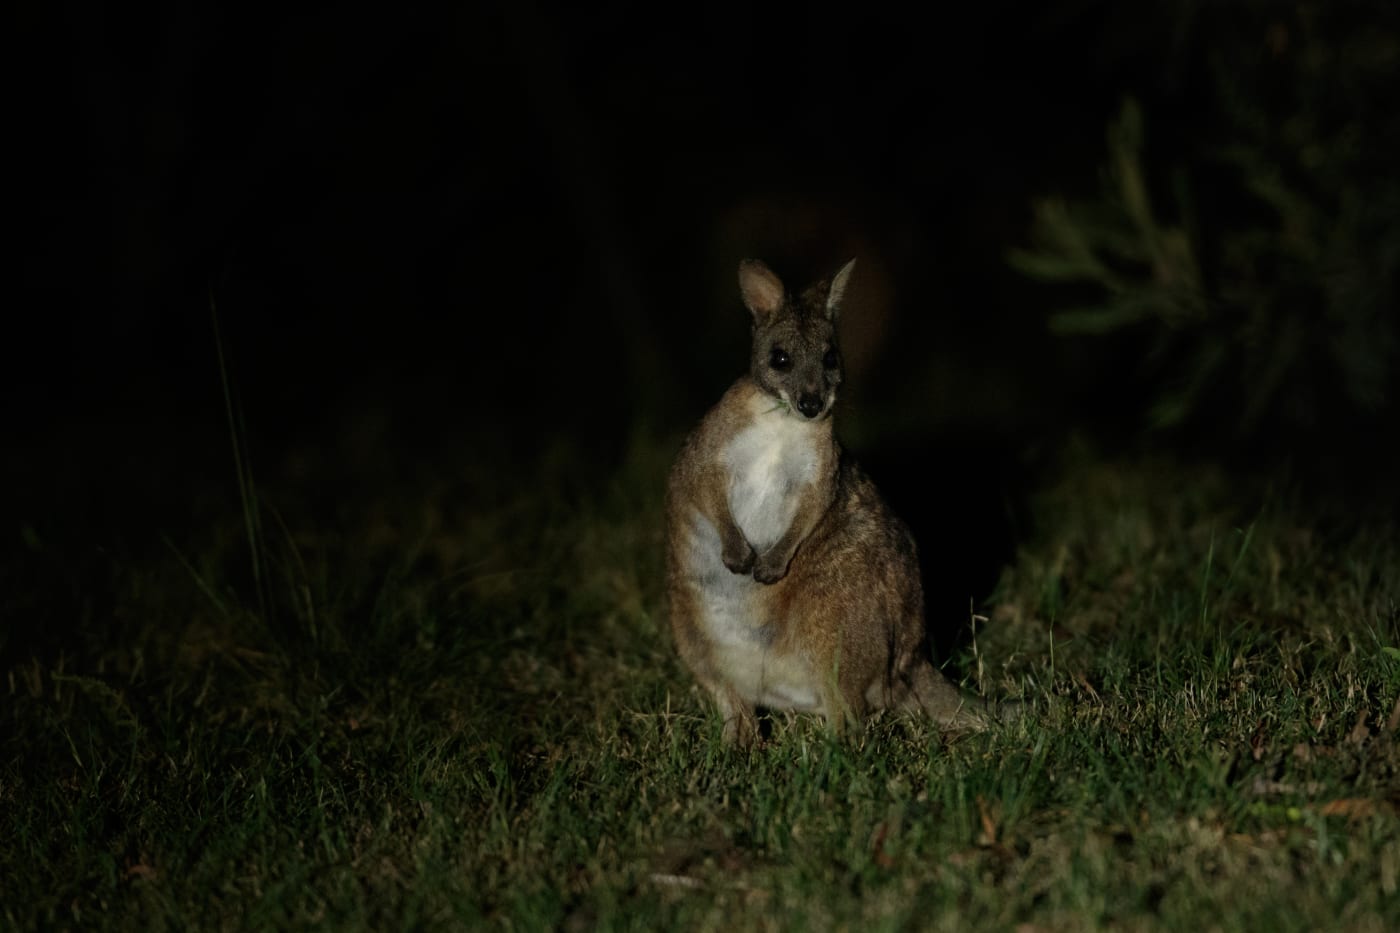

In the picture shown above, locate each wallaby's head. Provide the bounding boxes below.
[737,259,855,421]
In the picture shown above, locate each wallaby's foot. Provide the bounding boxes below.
[987,697,1027,725]
[934,694,1028,732]
[934,700,992,733]
[819,690,866,739]
[722,712,761,748]
[715,689,761,748]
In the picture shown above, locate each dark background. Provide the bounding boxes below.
[8,2,1204,443]
[7,1,1398,652]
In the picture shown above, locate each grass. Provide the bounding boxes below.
[3,426,1399,931]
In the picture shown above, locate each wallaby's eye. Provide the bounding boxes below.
[823,348,840,369]
[769,347,791,371]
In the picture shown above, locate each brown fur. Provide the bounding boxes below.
[665,260,989,746]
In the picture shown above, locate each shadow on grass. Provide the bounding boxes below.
[859,428,1030,664]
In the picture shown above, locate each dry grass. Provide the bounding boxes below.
[2,432,1398,930]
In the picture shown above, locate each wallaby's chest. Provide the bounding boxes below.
[721,411,821,553]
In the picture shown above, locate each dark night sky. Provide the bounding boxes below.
[10,1,1392,517]
[11,4,1186,426]
[6,0,1398,673]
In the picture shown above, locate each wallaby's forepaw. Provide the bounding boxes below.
[722,542,756,575]
[751,552,790,585]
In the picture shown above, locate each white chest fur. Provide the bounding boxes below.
[722,404,821,554]
[681,511,821,711]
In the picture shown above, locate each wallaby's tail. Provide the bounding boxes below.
[906,663,1022,732]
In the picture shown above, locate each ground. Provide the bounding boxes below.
[2,426,1398,930]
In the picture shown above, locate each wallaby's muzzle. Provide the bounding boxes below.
[796,393,824,419]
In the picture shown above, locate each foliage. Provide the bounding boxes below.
[1010,4,1399,442]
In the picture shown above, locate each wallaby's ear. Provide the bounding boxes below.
[738,260,786,319]
[826,258,856,320]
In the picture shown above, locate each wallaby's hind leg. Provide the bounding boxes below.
[670,585,761,747]
[815,657,868,737]
[818,690,866,738]
[905,662,990,731]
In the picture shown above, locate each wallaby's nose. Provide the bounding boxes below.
[796,393,823,419]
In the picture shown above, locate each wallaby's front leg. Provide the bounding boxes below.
[752,503,818,584]
[752,535,797,584]
[752,483,830,584]
[704,485,756,575]
[719,522,756,575]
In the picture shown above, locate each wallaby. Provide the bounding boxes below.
[665,258,995,746]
